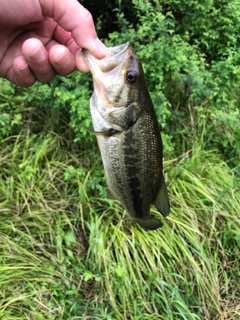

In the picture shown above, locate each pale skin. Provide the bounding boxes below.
[0,0,108,87]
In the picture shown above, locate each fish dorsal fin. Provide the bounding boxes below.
[154,176,170,217]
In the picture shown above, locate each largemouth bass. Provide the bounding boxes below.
[83,42,170,230]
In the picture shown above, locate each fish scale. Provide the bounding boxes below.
[83,42,170,230]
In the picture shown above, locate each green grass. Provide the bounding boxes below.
[0,132,239,319]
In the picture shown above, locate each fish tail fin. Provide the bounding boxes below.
[125,217,163,230]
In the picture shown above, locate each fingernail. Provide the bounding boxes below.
[94,38,108,56]
[55,53,70,68]
[20,64,30,75]
[30,48,45,62]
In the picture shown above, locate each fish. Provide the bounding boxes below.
[83,42,170,230]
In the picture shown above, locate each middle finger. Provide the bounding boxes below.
[22,38,56,83]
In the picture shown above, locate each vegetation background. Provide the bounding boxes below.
[0,0,239,319]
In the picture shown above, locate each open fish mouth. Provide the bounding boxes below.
[83,41,139,109]
[83,42,132,75]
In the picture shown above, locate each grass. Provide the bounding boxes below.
[0,131,239,319]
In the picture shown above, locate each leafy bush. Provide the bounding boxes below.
[25,72,94,144]
[162,0,240,61]
[0,80,25,139]
[0,72,96,149]
[103,0,240,164]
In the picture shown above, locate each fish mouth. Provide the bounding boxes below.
[83,41,132,75]
[83,42,138,113]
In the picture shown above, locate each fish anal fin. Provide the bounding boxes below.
[106,188,116,200]
[154,176,170,217]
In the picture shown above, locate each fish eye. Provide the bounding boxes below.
[126,71,138,84]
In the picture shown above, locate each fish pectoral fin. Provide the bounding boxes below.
[82,125,120,137]
[154,176,170,217]
[106,188,116,200]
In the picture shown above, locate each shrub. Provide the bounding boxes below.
[0,80,25,139]
[103,0,240,163]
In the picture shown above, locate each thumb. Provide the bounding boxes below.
[39,0,108,58]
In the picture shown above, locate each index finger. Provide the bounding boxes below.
[39,0,108,58]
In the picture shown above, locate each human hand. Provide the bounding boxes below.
[0,0,108,87]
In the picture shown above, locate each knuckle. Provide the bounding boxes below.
[81,7,93,23]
